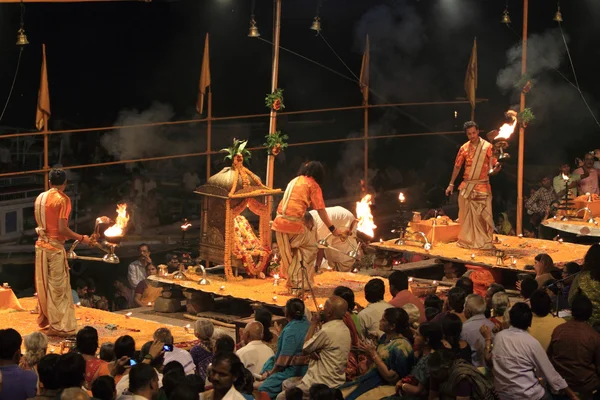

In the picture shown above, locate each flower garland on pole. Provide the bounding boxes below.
[518,108,535,128]
[263,131,289,156]
[265,89,285,111]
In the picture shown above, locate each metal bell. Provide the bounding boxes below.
[248,17,260,38]
[553,9,563,22]
[501,10,511,24]
[16,28,29,46]
[309,17,321,33]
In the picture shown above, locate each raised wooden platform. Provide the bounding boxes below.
[0,298,197,353]
[542,217,600,238]
[371,235,589,271]
[148,271,393,312]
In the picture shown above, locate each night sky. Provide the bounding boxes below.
[1,0,600,196]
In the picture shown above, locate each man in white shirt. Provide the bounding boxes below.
[277,296,352,399]
[309,206,359,272]
[128,244,152,289]
[358,278,393,340]
[236,321,274,375]
[154,328,195,375]
[116,341,165,397]
[116,363,159,400]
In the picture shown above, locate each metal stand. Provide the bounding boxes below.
[294,261,320,312]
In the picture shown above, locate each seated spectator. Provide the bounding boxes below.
[333,286,361,334]
[519,276,538,303]
[486,302,574,400]
[425,307,441,322]
[184,374,204,395]
[344,308,415,400]
[541,278,569,312]
[528,289,565,351]
[455,276,474,296]
[237,322,274,375]
[569,243,600,327]
[72,279,88,305]
[424,294,443,315]
[99,343,115,363]
[206,352,246,400]
[30,354,60,400]
[332,286,366,381]
[134,264,162,308]
[116,340,165,396]
[388,271,426,323]
[20,331,48,373]
[84,278,108,311]
[190,319,214,381]
[278,296,351,399]
[91,376,116,400]
[56,353,86,393]
[60,388,90,400]
[440,314,471,363]
[0,328,37,400]
[97,335,136,384]
[309,383,343,400]
[485,283,505,318]
[562,262,581,298]
[533,253,557,288]
[120,363,160,400]
[167,384,197,400]
[258,299,310,399]
[254,307,278,352]
[113,278,134,311]
[489,292,510,331]
[358,278,393,339]
[284,387,303,400]
[428,349,496,399]
[154,328,195,375]
[159,366,185,400]
[461,294,495,367]
[549,293,600,399]
[76,326,107,389]
[215,336,235,355]
[432,287,467,324]
[396,322,443,398]
[496,212,515,236]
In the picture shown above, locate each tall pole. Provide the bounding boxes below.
[265,0,282,189]
[363,86,369,189]
[202,90,212,243]
[516,0,529,235]
[43,121,48,190]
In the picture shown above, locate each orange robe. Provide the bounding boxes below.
[272,176,324,288]
[34,187,77,334]
[454,139,496,249]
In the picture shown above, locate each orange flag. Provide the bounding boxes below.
[465,38,478,110]
[196,33,211,115]
[36,44,51,131]
[359,35,370,104]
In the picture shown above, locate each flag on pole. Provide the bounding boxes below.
[465,38,477,110]
[196,33,211,115]
[359,35,370,104]
[36,44,51,131]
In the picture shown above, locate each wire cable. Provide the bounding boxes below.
[318,32,361,82]
[0,47,24,123]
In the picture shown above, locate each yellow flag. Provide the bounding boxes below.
[36,44,51,131]
[359,35,370,104]
[465,38,477,110]
[197,33,211,115]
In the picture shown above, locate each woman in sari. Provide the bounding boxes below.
[333,286,367,381]
[569,244,600,326]
[495,213,515,236]
[343,308,416,400]
[134,264,162,307]
[190,319,215,381]
[257,299,310,399]
[76,326,107,389]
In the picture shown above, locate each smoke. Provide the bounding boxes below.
[354,0,438,102]
[496,29,567,93]
[334,133,378,198]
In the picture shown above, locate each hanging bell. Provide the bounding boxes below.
[553,9,563,22]
[309,16,321,33]
[248,17,260,38]
[16,28,29,46]
[501,10,511,24]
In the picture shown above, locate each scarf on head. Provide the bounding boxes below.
[497,212,513,235]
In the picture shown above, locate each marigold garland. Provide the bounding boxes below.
[232,215,271,277]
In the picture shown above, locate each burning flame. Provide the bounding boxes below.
[104,204,129,237]
[562,173,569,180]
[356,194,377,238]
[495,113,517,140]
[181,222,192,230]
[398,192,406,203]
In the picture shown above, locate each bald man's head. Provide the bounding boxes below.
[244,321,264,342]
[326,296,348,321]
[61,387,90,400]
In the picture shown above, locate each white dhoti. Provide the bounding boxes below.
[275,228,318,289]
[458,190,495,250]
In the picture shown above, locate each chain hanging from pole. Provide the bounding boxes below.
[310,0,322,33]
[248,0,260,38]
[16,0,29,45]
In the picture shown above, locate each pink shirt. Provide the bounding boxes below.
[388,290,426,323]
[574,167,600,195]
